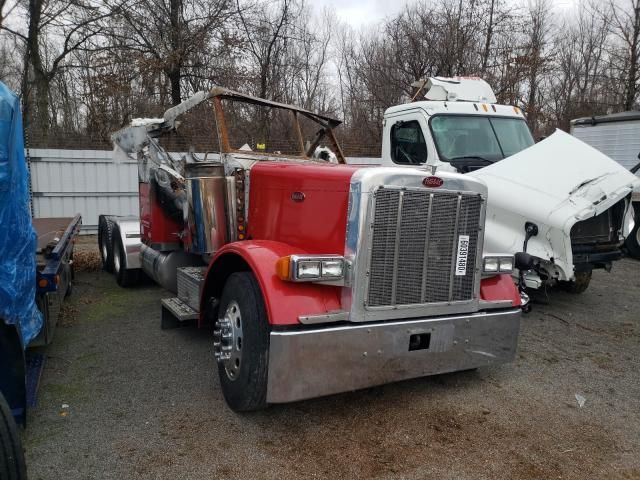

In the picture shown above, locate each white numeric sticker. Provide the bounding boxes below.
[455,235,470,276]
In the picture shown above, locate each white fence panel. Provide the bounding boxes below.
[29,149,138,234]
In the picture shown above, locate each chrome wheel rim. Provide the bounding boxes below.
[113,242,120,273]
[213,300,243,381]
[101,239,108,262]
[636,226,640,245]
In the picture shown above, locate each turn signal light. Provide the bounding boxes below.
[275,256,291,281]
[38,278,49,289]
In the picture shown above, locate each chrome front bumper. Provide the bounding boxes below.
[266,308,521,403]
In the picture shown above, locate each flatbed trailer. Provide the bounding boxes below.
[0,214,80,479]
[31,215,82,346]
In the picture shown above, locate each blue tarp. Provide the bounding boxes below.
[0,81,42,346]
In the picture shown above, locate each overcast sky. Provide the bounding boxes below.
[310,0,581,28]
[311,0,405,28]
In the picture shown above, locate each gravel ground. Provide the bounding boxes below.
[23,252,640,480]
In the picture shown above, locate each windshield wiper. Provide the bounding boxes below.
[448,155,497,163]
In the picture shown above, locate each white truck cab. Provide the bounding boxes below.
[374,77,640,293]
[379,77,534,172]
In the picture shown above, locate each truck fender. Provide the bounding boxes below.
[0,322,26,425]
[199,240,342,327]
[479,274,521,306]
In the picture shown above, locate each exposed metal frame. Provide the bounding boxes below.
[208,87,347,164]
[113,86,347,164]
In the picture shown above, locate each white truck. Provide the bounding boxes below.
[570,112,640,258]
[366,77,639,293]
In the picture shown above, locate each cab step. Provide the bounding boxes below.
[161,297,198,329]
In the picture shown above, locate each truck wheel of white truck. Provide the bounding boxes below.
[0,393,27,480]
[625,222,640,259]
[559,270,592,294]
[214,272,269,412]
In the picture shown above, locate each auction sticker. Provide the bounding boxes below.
[455,235,470,276]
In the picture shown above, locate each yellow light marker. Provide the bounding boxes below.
[275,256,291,280]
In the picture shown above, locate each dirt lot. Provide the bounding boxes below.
[23,247,639,479]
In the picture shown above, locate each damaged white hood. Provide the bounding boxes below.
[470,129,640,282]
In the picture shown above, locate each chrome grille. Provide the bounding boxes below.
[366,188,482,308]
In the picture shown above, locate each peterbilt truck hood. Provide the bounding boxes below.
[469,129,640,282]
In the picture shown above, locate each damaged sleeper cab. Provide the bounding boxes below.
[101,87,524,411]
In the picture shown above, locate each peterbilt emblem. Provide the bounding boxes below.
[423,176,444,188]
[291,191,306,202]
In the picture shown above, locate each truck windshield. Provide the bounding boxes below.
[430,115,534,162]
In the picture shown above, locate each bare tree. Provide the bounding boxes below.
[0,0,19,28]
[287,6,334,113]
[1,0,114,130]
[519,0,553,134]
[608,0,640,109]
[234,0,301,101]
[110,0,233,106]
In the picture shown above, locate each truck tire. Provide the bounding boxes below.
[0,393,27,480]
[98,215,114,273]
[625,221,640,259]
[214,272,269,412]
[559,270,592,294]
[111,226,140,288]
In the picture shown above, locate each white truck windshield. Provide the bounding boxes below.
[430,115,534,162]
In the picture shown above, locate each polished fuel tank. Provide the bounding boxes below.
[185,162,228,254]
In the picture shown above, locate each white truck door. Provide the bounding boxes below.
[381,111,439,168]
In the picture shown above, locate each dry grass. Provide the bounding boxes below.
[58,303,79,327]
[73,250,102,272]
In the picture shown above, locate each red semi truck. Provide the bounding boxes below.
[99,88,527,411]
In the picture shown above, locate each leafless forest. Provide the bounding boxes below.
[1,0,640,155]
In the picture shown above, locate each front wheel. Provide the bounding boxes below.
[213,272,269,412]
[0,393,27,480]
[559,269,592,294]
[625,221,640,259]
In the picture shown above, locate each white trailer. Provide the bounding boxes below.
[571,112,640,257]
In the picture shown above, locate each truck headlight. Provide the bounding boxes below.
[296,260,320,279]
[276,255,345,282]
[320,259,344,278]
[483,255,514,274]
